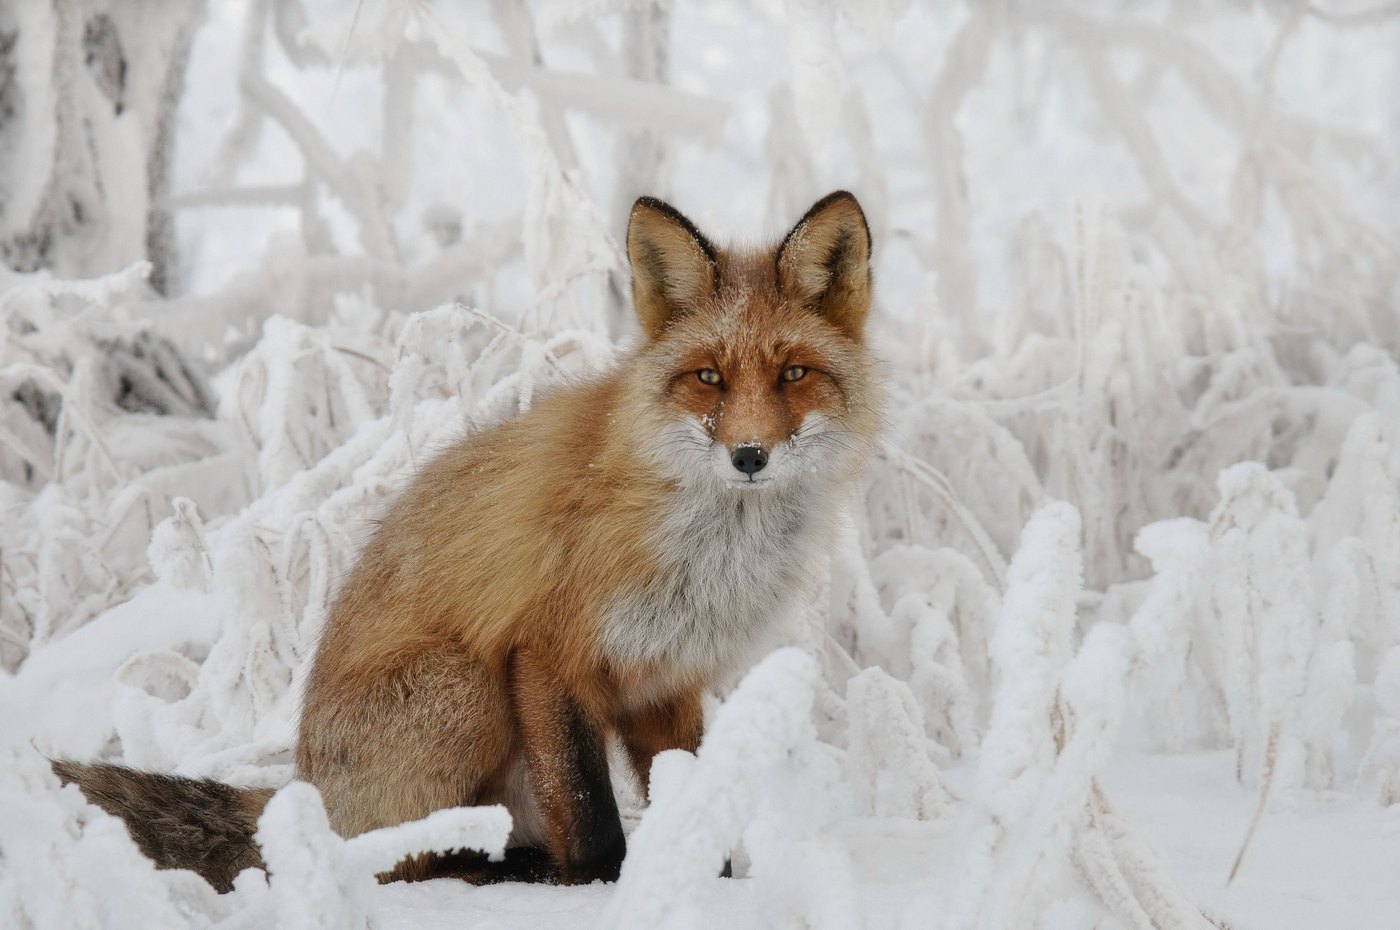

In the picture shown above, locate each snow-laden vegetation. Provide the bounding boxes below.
[2,1,1398,927]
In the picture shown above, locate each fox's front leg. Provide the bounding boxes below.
[615,689,704,799]
[616,689,731,877]
[509,650,626,884]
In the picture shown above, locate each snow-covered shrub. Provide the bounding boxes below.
[251,782,511,930]
[0,264,223,669]
[604,649,853,930]
[845,666,951,820]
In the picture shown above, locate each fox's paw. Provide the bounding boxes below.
[562,828,625,884]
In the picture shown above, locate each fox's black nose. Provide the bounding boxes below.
[731,445,768,476]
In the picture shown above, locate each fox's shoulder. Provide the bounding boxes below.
[415,370,624,476]
[378,369,658,561]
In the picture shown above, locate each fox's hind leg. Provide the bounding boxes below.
[297,647,516,882]
[508,649,626,884]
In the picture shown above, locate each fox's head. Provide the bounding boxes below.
[625,191,881,493]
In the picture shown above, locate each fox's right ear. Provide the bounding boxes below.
[776,191,872,341]
[627,197,719,339]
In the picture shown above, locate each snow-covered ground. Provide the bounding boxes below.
[2,2,1399,928]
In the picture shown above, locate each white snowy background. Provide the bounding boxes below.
[2,1,1399,927]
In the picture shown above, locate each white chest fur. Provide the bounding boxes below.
[599,484,826,684]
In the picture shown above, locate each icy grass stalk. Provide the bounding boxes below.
[1119,464,1321,880]
[1314,413,1400,654]
[602,648,852,930]
[903,596,978,760]
[417,6,618,334]
[227,316,383,492]
[939,502,1083,929]
[872,544,998,756]
[981,625,1130,928]
[845,667,951,819]
[1206,464,1314,880]
[827,513,901,671]
[1075,784,1219,930]
[250,782,510,930]
[1303,541,1359,789]
[927,502,1214,929]
[1359,647,1400,804]
[1127,518,1212,751]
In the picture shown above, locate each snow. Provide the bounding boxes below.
[3,1,1400,928]
[603,649,846,930]
[250,783,513,930]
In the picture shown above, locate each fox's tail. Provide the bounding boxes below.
[52,760,275,892]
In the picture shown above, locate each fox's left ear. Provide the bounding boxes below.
[776,191,872,340]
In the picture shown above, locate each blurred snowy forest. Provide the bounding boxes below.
[2,1,1399,928]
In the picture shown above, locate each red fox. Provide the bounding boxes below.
[54,190,881,890]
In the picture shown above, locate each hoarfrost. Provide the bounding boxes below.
[3,1,1399,927]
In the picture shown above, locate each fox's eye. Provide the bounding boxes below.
[697,369,722,386]
[782,365,808,383]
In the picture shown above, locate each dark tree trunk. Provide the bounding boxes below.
[0,0,205,294]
